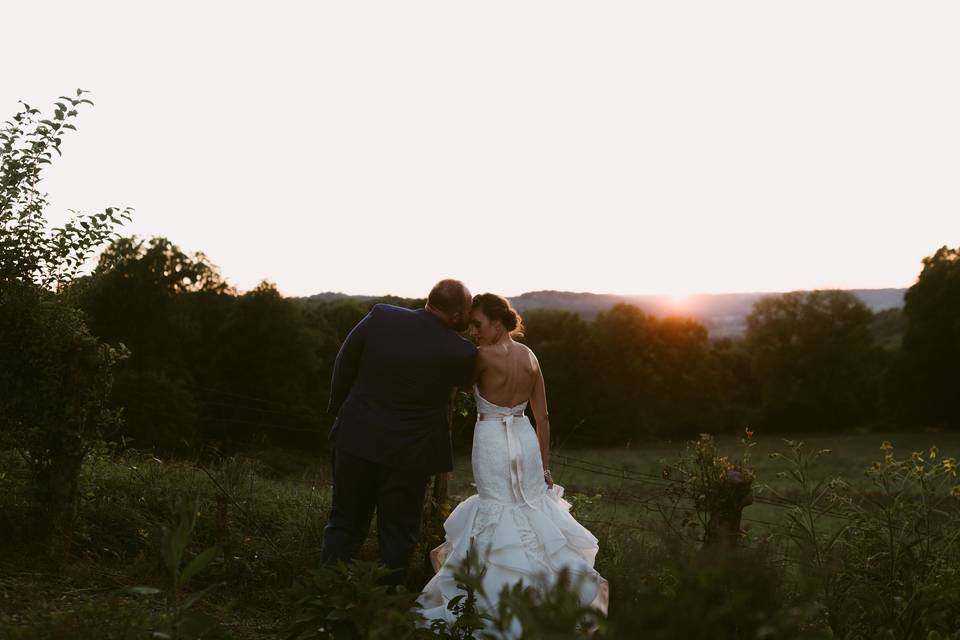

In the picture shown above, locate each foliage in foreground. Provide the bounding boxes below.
[123,496,230,640]
[766,439,960,639]
[4,436,960,639]
[285,545,828,640]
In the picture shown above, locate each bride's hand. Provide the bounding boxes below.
[543,469,554,488]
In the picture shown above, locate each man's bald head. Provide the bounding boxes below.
[426,279,472,331]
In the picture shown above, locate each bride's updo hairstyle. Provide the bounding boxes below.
[472,293,525,338]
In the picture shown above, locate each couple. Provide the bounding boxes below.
[319,279,608,629]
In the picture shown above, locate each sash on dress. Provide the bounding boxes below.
[475,385,539,510]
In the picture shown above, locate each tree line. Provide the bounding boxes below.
[62,236,960,454]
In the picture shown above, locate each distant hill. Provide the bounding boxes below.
[300,288,907,337]
[509,289,906,337]
[301,292,376,304]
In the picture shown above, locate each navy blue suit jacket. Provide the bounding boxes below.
[327,304,477,475]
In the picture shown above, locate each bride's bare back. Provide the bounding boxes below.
[468,294,551,472]
[475,340,538,407]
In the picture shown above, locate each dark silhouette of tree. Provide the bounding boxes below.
[520,309,592,446]
[584,304,731,443]
[207,281,326,450]
[745,290,886,432]
[76,236,233,453]
[895,246,960,429]
[870,308,905,351]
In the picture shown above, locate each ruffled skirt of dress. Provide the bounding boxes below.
[416,483,610,628]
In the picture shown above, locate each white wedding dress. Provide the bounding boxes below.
[417,385,609,632]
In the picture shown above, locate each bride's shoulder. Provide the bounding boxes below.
[512,341,540,367]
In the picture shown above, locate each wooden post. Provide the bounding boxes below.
[703,465,753,550]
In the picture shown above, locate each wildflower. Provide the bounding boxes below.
[951,486,960,498]
[881,441,893,451]
[871,462,882,472]
[914,465,926,477]
[885,453,894,465]
[929,446,938,460]
[744,427,754,439]
[943,458,957,476]
[911,451,923,462]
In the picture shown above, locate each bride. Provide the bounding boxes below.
[417,293,609,630]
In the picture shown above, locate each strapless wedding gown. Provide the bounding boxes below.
[417,385,609,630]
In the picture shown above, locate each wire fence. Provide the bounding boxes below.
[106,387,856,556]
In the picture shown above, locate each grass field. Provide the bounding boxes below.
[2,429,958,638]
[279,429,960,537]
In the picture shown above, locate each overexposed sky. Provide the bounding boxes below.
[4,1,959,298]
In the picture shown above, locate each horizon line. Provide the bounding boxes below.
[292,284,912,300]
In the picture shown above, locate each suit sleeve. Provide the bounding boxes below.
[327,308,374,416]
[457,344,479,388]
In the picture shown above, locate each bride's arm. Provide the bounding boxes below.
[529,360,552,485]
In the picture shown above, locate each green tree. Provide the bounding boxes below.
[0,287,126,559]
[76,236,234,452]
[585,304,729,443]
[745,290,885,432]
[894,246,960,429]
[208,281,326,450]
[521,309,592,447]
[80,236,229,370]
[0,91,130,560]
[871,307,905,351]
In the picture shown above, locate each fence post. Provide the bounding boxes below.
[703,465,753,550]
[215,492,238,581]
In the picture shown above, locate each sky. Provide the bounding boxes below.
[3,1,959,299]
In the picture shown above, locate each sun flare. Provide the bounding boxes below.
[665,292,692,308]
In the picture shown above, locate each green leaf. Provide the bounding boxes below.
[161,515,191,583]
[178,545,220,589]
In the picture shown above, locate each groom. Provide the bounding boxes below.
[319,279,477,586]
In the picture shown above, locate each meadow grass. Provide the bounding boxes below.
[5,429,954,558]
[3,429,958,638]
[278,429,960,539]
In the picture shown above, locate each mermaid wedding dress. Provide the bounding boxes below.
[417,385,609,630]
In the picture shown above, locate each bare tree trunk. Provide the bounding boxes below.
[41,447,84,564]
